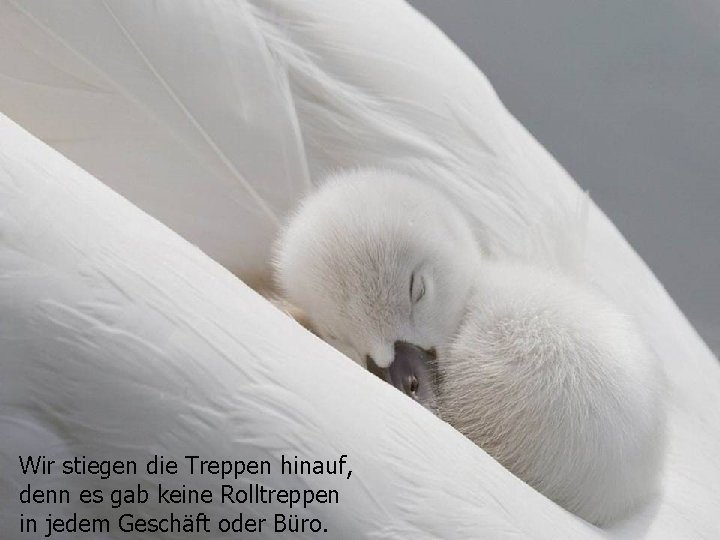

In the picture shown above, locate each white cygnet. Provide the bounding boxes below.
[274,167,665,525]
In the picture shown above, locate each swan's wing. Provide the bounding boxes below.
[0,113,602,539]
[249,0,585,263]
[0,0,310,282]
[0,0,579,274]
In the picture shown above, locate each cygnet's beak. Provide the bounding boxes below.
[367,341,438,412]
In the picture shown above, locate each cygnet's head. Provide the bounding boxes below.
[274,168,481,410]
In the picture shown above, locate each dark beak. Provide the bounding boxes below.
[367,341,438,412]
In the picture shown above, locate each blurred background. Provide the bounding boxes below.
[409,1,720,356]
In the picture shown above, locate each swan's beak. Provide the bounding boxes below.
[367,341,438,412]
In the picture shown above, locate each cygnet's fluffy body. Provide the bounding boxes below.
[440,261,665,525]
[274,168,665,526]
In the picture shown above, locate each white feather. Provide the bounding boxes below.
[0,0,310,281]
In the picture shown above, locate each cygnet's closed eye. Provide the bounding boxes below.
[410,272,425,303]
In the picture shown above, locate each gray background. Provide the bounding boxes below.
[409,0,719,355]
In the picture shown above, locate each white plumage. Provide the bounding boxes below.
[1,1,718,538]
[275,169,666,525]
